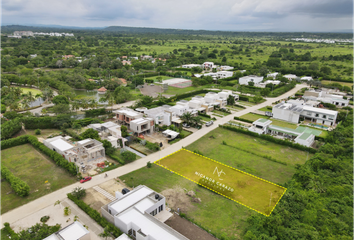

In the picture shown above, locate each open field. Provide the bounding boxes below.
[156,149,286,216]
[145,75,173,82]
[186,127,312,184]
[163,84,212,95]
[120,164,252,240]
[15,128,62,138]
[321,80,353,87]
[1,144,77,214]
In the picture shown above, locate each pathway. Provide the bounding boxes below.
[0,84,306,226]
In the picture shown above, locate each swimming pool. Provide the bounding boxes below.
[309,123,328,130]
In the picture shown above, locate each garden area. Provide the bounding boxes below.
[1,144,77,214]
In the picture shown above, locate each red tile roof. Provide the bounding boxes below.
[97,87,107,92]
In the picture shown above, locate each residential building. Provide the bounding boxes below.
[194,71,233,80]
[181,64,202,69]
[43,137,106,165]
[141,55,153,60]
[122,60,131,65]
[162,130,179,140]
[267,72,279,79]
[30,54,37,58]
[13,31,34,37]
[204,92,226,107]
[169,104,188,116]
[303,90,349,107]
[248,118,272,134]
[191,96,213,112]
[217,90,239,102]
[301,76,313,81]
[63,55,75,59]
[256,80,281,88]
[114,108,144,125]
[101,185,189,240]
[283,74,298,80]
[43,221,90,240]
[144,106,175,126]
[239,75,264,85]
[87,122,123,148]
[202,62,215,69]
[218,65,234,71]
[97,87,107,94]
[129,118,155,135]
[272,102,337,126]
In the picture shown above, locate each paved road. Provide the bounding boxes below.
[0,84,306,226]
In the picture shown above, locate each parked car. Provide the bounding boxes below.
[122,188,130,195]
[80,176,92,183]
[182,123,190,128]
[150,84,155,86]
[205,120,214,127]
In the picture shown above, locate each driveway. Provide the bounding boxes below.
[1,84,306,226]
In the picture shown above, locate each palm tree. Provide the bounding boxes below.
[89,99,98,109]
[191,116,202,127]
[71,101,80,113]
[9,102,20,111]
[13,87,23,98]
[180,112,193,125]
[80,99,89,110]
[21,98,30,110]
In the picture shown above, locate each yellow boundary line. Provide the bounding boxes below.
[154,148,287,217]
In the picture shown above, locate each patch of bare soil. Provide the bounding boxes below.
[165,214,218,240]
[161,186,195,214]
[99,179,128,196]
[82,188,110,213]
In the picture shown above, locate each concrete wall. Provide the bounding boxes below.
[272,108,300,123]
[101,205,115,224]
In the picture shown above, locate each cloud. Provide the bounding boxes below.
[1,0,352,31]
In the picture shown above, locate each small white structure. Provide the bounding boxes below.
[283,74,298,80]
[218,65,234,71]
[130,118,155,135]
[301,76,313,81]
[169,104,188,116]
[217,90,239,101]
[239,75,264,85]
[256,80,281,88]
[43,221,90,240]
[248,118,272,134]
[203,62,215,69]
[294,133,315,147]
[267,72,279,79]
[162,130,179,140]
[102,185,188,240]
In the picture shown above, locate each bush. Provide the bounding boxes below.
[107,153,125,165]
[85,108,109,117]
[67,193,123,238]
[121,151,136,163]
[1,118,22,140]
[40,216,50,223]
[22,116,55,129]
[145,141,160,151]
[234,116,254,123]
[80,128,100,140]
[1,104,6,113]
[35,129,41,135]
[71,187,86,200]
[1,135,29,150]
[1,166,30,197]
[147,161,152,168]
[198,112,211,118]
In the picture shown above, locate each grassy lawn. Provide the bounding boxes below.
[227,105,245,111]
[213,110,231,116]
[238,101,257,106]
[181,129,192,137]
[145,75,173,82]
[321,80,353,87]
[258,106,272,112]
[17,129,63,138]
[186,127,312,185]
[157,149,286,216]
[129,143,155,155]
[120,164,252,240]
[19,87,42,95]
[1,144,77,214]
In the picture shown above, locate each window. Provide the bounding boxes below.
[315,114,319,117]
[159,205,163,212]
[109,209,111,214]
[323,115,326,119]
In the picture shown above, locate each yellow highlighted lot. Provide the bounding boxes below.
[154,149,287,216]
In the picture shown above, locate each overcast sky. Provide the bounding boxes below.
[2,0,353,32]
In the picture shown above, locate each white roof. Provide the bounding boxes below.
[134,197,156,214]
[170,105,185,110]
[102,122,119,128]
[302,106,338,115]
[116,109,141,117]
[43,234,59,240]
[110,187,153,214]
[50,139,74,152]
[162,130,179,138]
[58,222,89,240]
[115,233,131,240]
[131,118,149,124]
[284,74,297,78]
[77,139,91,145]
[118,209,182,240]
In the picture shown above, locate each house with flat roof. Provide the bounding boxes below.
[102,185,189,240]
[202,62,215,69]
[301,76,313,81]
[218,65,234,71]
[181,64,202,69]
[129,118,155,135]
[272,102,337,126]
[144,106,176,126]
[114,108,144,125]
[87,122,124,148]
[239,75,264,85]
[303,90,349,107]
[248,118,272,134]
[43,221,89,240]
[283,74,298,80]
[267,72,279,79]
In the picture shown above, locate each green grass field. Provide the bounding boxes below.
[156,149,286,216]
[120,164,252,239]
[19,87,42,95]
[1,144,77,214]
[164,85,212,95]
[145,75,173,82]
[186,127,312,184]
[321,80,353,87]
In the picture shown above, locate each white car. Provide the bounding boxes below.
[205,120,214,127]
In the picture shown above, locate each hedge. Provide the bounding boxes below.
[1,166,30,197]
[85,108,110,118]
[233,104,246,109]
[67,193,123,238]
[1,135,77,176]
[220,125,317,153]
[239,95,249,101]
[198,112,211,119]
[22,116,55,129]
[107,153,125,165]
[1,118,22,140]
[234,116,254,123]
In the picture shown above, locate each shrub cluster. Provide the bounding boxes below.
[67,193,123,238]
[1,118,22,140]
[234,116,254,123]
[198,112,211,119]
[85,108,110,117]
[1,166,30,197]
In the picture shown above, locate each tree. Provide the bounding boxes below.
[227,95,235,105]
[72,123,82,133]
[222,56,227,63]
[248,81,254,86]
[52,95,69,105]
[253,94,263,104]
[99,227,112,240]
[52,104,70,115]
[180,112,193,125]
[63,206,71,216]
[266,58,281,68]
[191,116,202,127]
[71,187,86,200]
[320,66,332,75]
[113,86,132,103]
[81,128,100,140]
[121,151,136,163]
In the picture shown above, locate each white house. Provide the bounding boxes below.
[87,122,122,148]
[162,130,179,140]
[248,118,272,134]
[202,62,215,69]
[217,90,239,102]
[218,65,234,71]
[239,75,264,85]
[129,118,155,135]
[194,71,233,80]
[301,76,313,81]
[144,106,176,126]
[102,185,189,240]
[283,74,298,80]
[169,104,188,116]
[267,125,316,147]
[256,80,281,88]
[272,102,338,126]
[267,72,279,79]
[303,90,349,107]
[43,221,90,240]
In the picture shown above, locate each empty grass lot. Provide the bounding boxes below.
[120,164,252,240]
[145,75,173,82]
[1,144,77,214]
[186,127,312,185]
[321,80,353,87]
[164,85,212,95]
[156,149,286,215]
